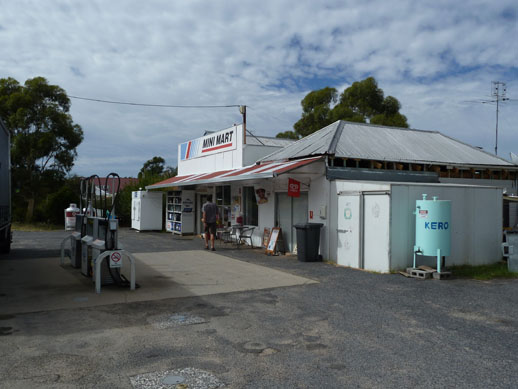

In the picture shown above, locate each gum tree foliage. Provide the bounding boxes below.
[0,77,83,221]
[277,77,409,139]
[139,156,166,179]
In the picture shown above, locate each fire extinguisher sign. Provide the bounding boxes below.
[109,251,123,268]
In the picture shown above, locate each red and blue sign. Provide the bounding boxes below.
[180,127,237,161]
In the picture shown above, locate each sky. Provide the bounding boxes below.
[1,0,517,177]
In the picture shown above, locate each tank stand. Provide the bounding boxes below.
[412,246,450,279]
[412,246,422,269]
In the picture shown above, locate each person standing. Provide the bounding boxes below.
[202,195,219,251]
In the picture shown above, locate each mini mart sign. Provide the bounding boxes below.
[180,126,237,160]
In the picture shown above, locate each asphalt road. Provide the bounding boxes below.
[1,229,517,388]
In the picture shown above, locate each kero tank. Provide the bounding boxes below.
[415,194,451,256]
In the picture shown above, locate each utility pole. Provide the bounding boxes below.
[492,81,508,156]
[240,105,247,144]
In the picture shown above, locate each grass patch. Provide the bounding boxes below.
[450,262,518,280]
[12,222,63,231]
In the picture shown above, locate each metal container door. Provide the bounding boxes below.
[363,194,390,272]
[337,194,361,268]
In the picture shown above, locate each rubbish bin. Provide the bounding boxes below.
[294,223,323,262]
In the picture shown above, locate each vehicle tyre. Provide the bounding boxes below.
[0,226,11,254]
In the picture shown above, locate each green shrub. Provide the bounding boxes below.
[37,185,80,225]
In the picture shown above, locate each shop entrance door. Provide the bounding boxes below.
[196,194,209,234]
[275,192,308,253]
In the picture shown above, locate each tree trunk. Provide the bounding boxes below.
[26,198,35,222]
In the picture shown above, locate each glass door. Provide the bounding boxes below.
[243,186,258,226]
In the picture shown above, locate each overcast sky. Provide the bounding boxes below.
[1,0,517,177]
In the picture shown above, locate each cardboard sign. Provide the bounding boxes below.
[109,251,123,268]
[266,228,285,255]
[288,178,300,197]
[262,228,271,248]
[266,228,280,253]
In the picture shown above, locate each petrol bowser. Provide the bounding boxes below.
[60,173,136,293]
[81,173,129,286]
[68,179,87,268]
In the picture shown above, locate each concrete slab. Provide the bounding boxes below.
[0,250,317,314]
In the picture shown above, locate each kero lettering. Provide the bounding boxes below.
[424,221,449,230]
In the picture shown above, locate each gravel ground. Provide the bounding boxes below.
[1,229,517,388]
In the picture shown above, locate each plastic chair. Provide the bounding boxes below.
[220,226,237,245]
[219,227,231,244]
[238,226,255,248]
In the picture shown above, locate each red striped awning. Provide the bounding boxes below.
[146,157,322,189]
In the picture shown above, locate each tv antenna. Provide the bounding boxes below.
[491,81,508,156]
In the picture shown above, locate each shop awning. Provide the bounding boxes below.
[146,156,322,189]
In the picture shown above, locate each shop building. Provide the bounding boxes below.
[148,121,518,271]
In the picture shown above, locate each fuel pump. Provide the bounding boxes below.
[81,175,99,276]
[69,178,86,268]
[62,172,137,294]
[60,177,90,268]
[91,173,125,286]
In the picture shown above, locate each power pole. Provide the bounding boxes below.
[492,81,508,156]
[240,105,247,144]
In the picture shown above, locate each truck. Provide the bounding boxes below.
[0,118,11,253]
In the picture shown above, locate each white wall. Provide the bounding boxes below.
[178,125,296,176]
[390,184,503,269]
[328,181,502,270]
[178,125,244,175]
[256,180,275,248]
[307,174,330,259]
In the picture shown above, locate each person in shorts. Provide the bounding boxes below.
[202,195,219,251]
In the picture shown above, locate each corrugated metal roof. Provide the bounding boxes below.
[259,121,514,167]
[146,157,322,189]
[259,122,340,161]
[245,135,296,147]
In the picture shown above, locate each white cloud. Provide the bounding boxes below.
[0,0,516,176]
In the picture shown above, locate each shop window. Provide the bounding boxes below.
[216,185,231,227]
[243,186,258,226]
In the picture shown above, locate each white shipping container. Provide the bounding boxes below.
[330,181,503,272]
